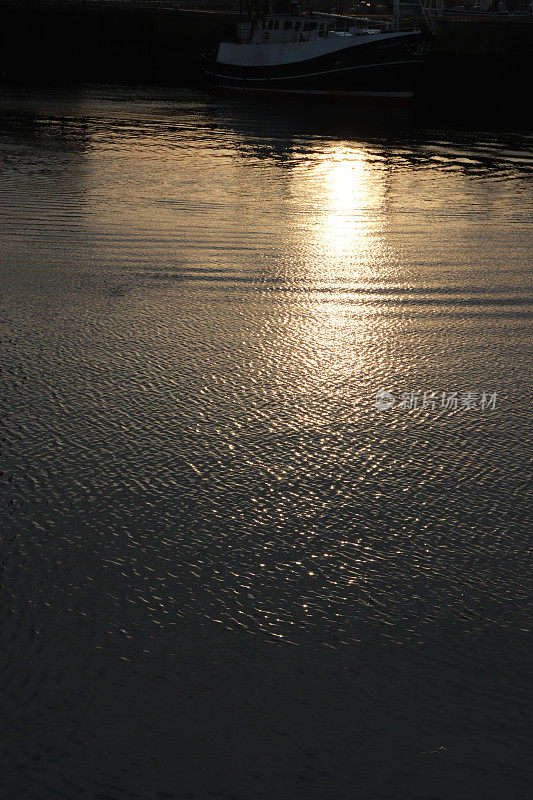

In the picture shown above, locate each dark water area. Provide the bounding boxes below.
[0,86,531,799]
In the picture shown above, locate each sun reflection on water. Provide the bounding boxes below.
[271,144,393,416]
[292,144,387,281]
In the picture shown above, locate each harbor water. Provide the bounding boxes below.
[0,86,531,799]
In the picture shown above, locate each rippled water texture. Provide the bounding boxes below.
[0,87,531,799]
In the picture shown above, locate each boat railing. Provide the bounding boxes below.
[235,10,421,47]
[310,13,394,34]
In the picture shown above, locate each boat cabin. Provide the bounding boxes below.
[237,14,380,45]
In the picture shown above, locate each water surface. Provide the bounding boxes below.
[0,87,531,799]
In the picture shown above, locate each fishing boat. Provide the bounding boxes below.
[202,1,434,102]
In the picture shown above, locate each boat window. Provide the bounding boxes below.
[262,20,268,29]
[284,20,292,30]
[319,23,324,32]
[274,20,279,29]
[295,21,301,30]
[268,19,274,30]
[304,22,317,31]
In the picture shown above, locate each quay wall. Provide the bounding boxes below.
[0,3,238,81]
[423,15,532,102]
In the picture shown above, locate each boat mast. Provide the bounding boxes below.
[393,0,442,34]
[420,0,443,34]
[393,0,400,32]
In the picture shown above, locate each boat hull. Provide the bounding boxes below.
[203,31,431,101]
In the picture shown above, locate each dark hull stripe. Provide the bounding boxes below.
[205,59,425,83]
